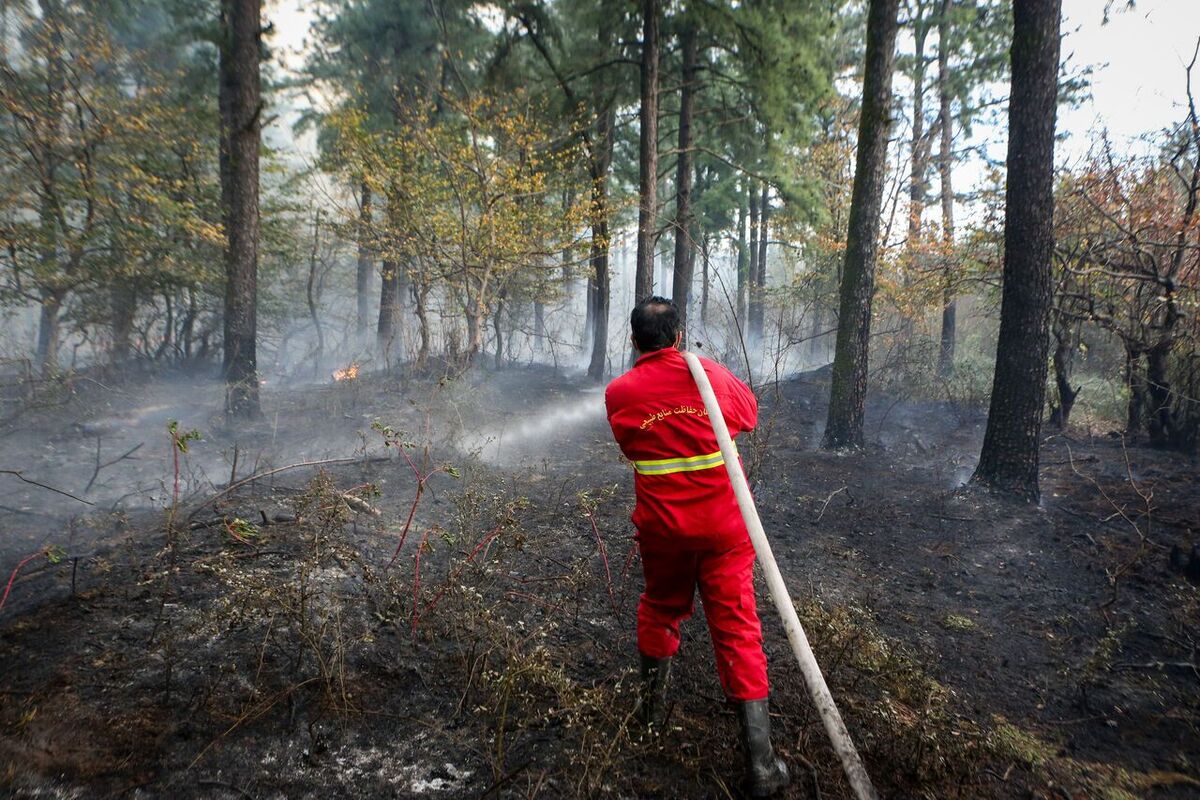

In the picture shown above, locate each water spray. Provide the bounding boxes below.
[682,350,878,800]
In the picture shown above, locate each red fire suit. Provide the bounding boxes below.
[605,346,768,701]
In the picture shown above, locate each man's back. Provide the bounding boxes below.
[605,347,757,549]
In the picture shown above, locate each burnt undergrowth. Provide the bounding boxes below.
[0,366,1197,798]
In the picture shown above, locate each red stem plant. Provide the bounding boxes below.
[410,505,519,636]
[374,421,457,570]
[0,548,59,615]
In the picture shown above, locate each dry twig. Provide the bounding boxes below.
[0,469,95,506]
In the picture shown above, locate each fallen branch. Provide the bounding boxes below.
[340,491,381,517]
[84,441,144,494]
[0,469,95,506]
[813,486,848,524]
[188,456,388,520]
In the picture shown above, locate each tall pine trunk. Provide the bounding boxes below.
[747,186,759,342]
[971,0,1061,500]
[35,0,64,376]
[306,209,324,372]
[736,195,748,325]
[671,23,697,338]
[587,106,616,381]
[634,0,660,303]
[220,0,262,419]
[356,180,372,337]
[750,183,770,345]
[903,11,932,344]
[936,0,957,376]
[823,0,900,449]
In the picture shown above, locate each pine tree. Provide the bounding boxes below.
[670,21,697,335]
[220,0,262,419]
[823,0,901,449]
[971,0,1062,500]
[635,0,660,303]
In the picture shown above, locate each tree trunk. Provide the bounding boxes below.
[736,194,748,325]
[356,180,372,337]
[306,208,324,374]
[634,0,660,303]
[220,0,262,419]
[747,185,760,342]
[413,281,430,368]
[587,106,616,382]
[36,289,63,375]
[1146,343,1174,446]
[584,274,595,350]
[110,283,136,365]
[661,244,673,295]
[493,296,505,370]
[534,300,545,351]
[971,0,1062,500]
[936,0,957,377]
[822,0,900,449]
[1048,314,1078,430]
[903,8,932,344]
[671,22,697,338]
[181,288,198,359]
[701,233,710,325]
[377,258,400,355]
[750,183,770,345]
[155,291,174,361]
[35,0,64,377]
[465,300,482,365]
[1125,348,1145,437]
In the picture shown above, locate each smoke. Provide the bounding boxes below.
[458,388,606,465]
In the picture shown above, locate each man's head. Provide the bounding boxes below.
[630,296,682,354]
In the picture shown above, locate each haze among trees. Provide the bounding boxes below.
[3,0,1195,496]
[2,2,1200,798]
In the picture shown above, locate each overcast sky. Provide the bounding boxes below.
[1059,0,1198,161]
[266,1,1200,172]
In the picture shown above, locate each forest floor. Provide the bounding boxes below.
[0,361,1198,799]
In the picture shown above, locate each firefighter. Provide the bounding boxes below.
[604,296,790,797]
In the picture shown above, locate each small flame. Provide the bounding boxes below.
[332,362,360,382]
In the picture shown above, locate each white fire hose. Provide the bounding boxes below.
[683,351,879,800]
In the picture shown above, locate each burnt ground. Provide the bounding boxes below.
[0,363,1197,799]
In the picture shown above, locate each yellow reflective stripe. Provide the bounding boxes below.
[632,449,726,476]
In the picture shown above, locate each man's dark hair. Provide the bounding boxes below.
[630,296,681,353]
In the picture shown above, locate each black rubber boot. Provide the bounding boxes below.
[638,654,672,728]
[737,699,790,798]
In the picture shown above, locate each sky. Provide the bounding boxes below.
[1058,0,1199,163]
[263,0,1200,176]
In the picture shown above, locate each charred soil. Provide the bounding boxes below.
[1,365,1197,799]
